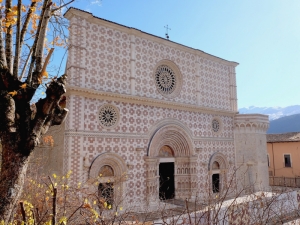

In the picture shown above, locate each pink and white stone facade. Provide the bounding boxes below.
[61,8,269,211]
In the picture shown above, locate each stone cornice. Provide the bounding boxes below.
[64,8,239,68]
[66,85,237,116]
[64,129,234,142]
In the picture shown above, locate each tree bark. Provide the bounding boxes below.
[0,140,30,223]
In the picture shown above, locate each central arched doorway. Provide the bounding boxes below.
[145,123,197,205]
[158,146,175,200]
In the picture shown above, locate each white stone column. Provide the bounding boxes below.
[130,35,136,95]
[144,157,159,207]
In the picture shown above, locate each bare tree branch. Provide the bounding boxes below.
[13,0,22,78]
[0,11,7,68]
[26,0,50,85]
[19,48,32,80]
[20,2,37,47]
[5,0,13,73]
[52,0,74,12]
[34,2,52,73]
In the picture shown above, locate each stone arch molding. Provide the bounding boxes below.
[89,152,127,179]
[147,122,195,157]
[208,151,229,171]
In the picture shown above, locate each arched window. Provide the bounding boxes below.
[98,183,114,209]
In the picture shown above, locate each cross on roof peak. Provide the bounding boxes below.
[164,25,171,40]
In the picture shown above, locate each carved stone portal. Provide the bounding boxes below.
[144,124,197,205]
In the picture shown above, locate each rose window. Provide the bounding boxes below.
[212,119,220,133]
[155,65,176,95]
[98,105,119,128]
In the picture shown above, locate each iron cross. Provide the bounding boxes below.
[164,25,171,40]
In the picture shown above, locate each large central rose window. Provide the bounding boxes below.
[155,65,176,95]
[153,60,182,98]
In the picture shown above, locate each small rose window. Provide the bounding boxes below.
[212,119,220,133]
[98,104,119,128]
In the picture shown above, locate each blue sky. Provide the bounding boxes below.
[68,0,300,108]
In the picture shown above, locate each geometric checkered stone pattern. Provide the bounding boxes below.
[60,8,270,212]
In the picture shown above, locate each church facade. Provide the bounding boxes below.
[48,8,270,210]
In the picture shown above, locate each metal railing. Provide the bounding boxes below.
[269,176,300,188]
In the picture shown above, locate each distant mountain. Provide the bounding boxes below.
[267,113,300,134]
[239,105,300,120]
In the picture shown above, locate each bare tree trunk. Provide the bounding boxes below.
[0,136,30,223]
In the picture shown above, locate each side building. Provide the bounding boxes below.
[267,132,300,177]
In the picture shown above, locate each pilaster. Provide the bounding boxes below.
[144,157,159,206]
[66,16,87,87]
[196,57,201,106]
[229,66,238,112]
[130,35,136,95]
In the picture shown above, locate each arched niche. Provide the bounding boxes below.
[88,152,127,208]
[208,152,229,194]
